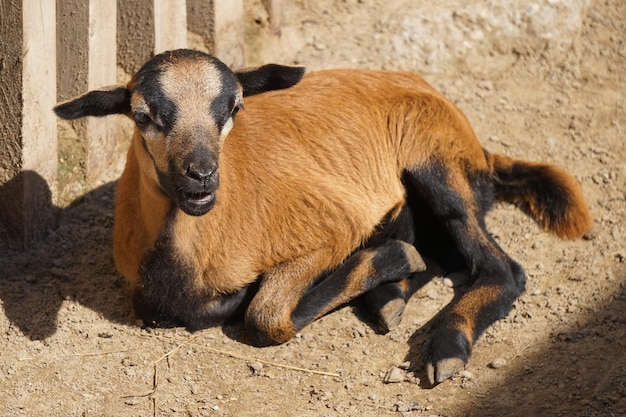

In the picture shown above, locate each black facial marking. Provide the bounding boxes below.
[131,49,242,138]
[182,144,218,180]
[132,56,179,136]
[154,156,218,217]
[210,66,240,132]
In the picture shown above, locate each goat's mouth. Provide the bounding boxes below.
[179,190,216,216]
[185,191,214,204]
[157,170,219,216]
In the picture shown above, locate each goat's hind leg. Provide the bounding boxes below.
[406,164,526,385]
[245,239,426,346]
[356,204,424,332]
[359,196,465,333]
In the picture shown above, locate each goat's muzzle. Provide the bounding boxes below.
[158,168,220,216]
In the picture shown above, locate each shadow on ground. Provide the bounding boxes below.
[0,172,624,417]
[405,268,626,417]
[478,281,624,417]
[0,175,132,340]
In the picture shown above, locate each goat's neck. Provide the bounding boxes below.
[113,131,172,284]
[136,144,172,242]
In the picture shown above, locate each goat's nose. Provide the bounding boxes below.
[186,162,216,181]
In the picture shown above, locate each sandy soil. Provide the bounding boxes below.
[1,1,624,416]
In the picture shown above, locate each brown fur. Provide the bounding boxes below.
[450,284,505,347]
[117,70,423,294]
[113,132,172,286]
[55,52,592,383]
[113,66,590,325]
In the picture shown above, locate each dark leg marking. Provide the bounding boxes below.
[290,239,426,334]
[359,179,468,332]
[361,256,445,332]
[357,204,423,331]
[406,162,526,384]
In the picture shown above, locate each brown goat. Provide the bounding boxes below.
[54,49,592,385]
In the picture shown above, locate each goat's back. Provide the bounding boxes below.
[187,70,483,279]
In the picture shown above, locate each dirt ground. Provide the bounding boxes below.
[1,0,624,416]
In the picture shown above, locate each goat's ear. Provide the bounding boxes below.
[54,86,131,120]
[236,64,306,97]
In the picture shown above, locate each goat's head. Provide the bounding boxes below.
[54,49,305,216]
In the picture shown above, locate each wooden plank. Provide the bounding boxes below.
[56,0,118,189]
[154,0,188,54]
[117,0,154,75]
[22,0,58,195]
[186,0,245,68]
[0,0,58,247]
[87,0,118,182]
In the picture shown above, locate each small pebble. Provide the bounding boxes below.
[611,225,620,240]
[396,401,421,412]
[406,374,421,385]
[459,370,473,379]
[249,361,264,375]
[490,357,507,369]
[583,229,598,240]
[426,289,438,300]
[383,367,405,383]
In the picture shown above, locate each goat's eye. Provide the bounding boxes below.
[230,105,241,118]
[133,112,152,126]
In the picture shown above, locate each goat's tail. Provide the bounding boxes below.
[487,152,592,239]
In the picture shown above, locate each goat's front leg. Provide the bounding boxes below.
[359,257,448,332]
[245,240,426,346]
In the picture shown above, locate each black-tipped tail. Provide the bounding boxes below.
[489,153,592,238]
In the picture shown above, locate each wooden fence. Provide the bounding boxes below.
[0,0,283,247]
